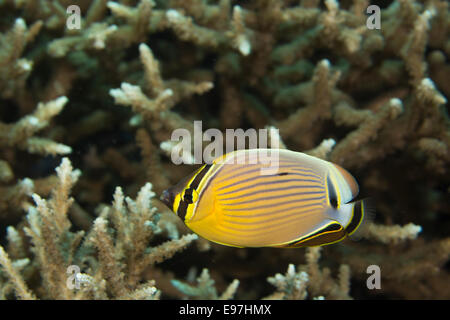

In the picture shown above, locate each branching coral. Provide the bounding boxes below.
[0,96,71,220]
[0,96,71,156]
[265,247,351,300]
[265,264,309,300]
[109,42,213,141]
[0,0,449,300]
[0,18,42,100]
[171,268,240,300]
[364,222,422,244]
[0,158,197,299]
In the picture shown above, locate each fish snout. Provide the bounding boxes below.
[160,189,174,209]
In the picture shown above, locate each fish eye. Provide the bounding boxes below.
[183,188,199,204]
[183,192,193,203]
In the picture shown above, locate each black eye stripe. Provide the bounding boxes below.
[177,200,189,220]
[177,164,213,220]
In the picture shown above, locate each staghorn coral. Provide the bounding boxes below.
[265,247,352,300]
[171,268,240,300]
[0,96,71,156]
[0,158,197,299]
[109,42,213,141]
[0,18,42,100]
[0,0,449,300]
[0,95,71,221]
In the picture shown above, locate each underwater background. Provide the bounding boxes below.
[0,0,448,299]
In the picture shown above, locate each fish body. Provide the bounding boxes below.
[161,149,370,248]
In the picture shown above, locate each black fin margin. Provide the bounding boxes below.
[347,198,376,241]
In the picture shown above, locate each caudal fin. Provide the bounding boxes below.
[346,198,375,241]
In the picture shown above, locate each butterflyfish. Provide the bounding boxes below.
[160,149,372,248]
